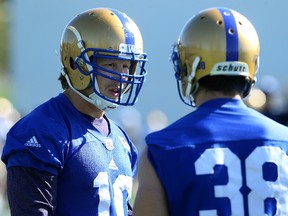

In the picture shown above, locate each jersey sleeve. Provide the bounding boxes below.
[1,115,69,175]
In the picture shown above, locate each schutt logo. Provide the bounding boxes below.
[216,64,247,72]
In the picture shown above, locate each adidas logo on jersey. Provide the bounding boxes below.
[24,136,41,148]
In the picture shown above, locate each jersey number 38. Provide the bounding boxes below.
[195,146,288,215]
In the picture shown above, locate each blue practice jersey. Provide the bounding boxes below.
[146,98,288,216]
[2,93,138,216]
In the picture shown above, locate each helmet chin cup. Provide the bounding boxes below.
[88,92,118,111]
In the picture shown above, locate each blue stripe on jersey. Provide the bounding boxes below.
[110,9,135,45]
[218,8,239,61]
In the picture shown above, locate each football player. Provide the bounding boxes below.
[1,7,147,216]
[133,7,288,216]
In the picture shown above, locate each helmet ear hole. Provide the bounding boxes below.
[183,64,188,77]
[70,57,77,70]
[66,57,91,90]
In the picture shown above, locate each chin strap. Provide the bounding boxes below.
[184,56,200,107]
[185,56,200,97]
[61,67,116,111]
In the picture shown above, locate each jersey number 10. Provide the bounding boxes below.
[93,172,132,216]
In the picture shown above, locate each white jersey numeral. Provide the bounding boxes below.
[195,146,288,215]
[246,146,288,215]
[93,172,132,216]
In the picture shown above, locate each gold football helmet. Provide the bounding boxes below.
[171,7,260,106]
[60,8,147,110]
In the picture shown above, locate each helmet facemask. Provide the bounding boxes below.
[74,48,147,111]
[171,44,200,107]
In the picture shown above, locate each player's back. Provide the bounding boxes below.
[146,98,288,216]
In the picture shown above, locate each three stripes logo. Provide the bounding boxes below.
[108,159,119,170]
[24,136,41,148]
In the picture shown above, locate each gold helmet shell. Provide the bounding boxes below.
[171,7,260,106]
[60,8,147,110]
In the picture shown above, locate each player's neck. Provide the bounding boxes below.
[64,89,105,119]
[194,89,242,107]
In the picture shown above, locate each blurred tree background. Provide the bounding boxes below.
[0,0,9,97]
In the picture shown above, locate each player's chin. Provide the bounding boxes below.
[106,92,120,102]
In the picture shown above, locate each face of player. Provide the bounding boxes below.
[95,58,131,101]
